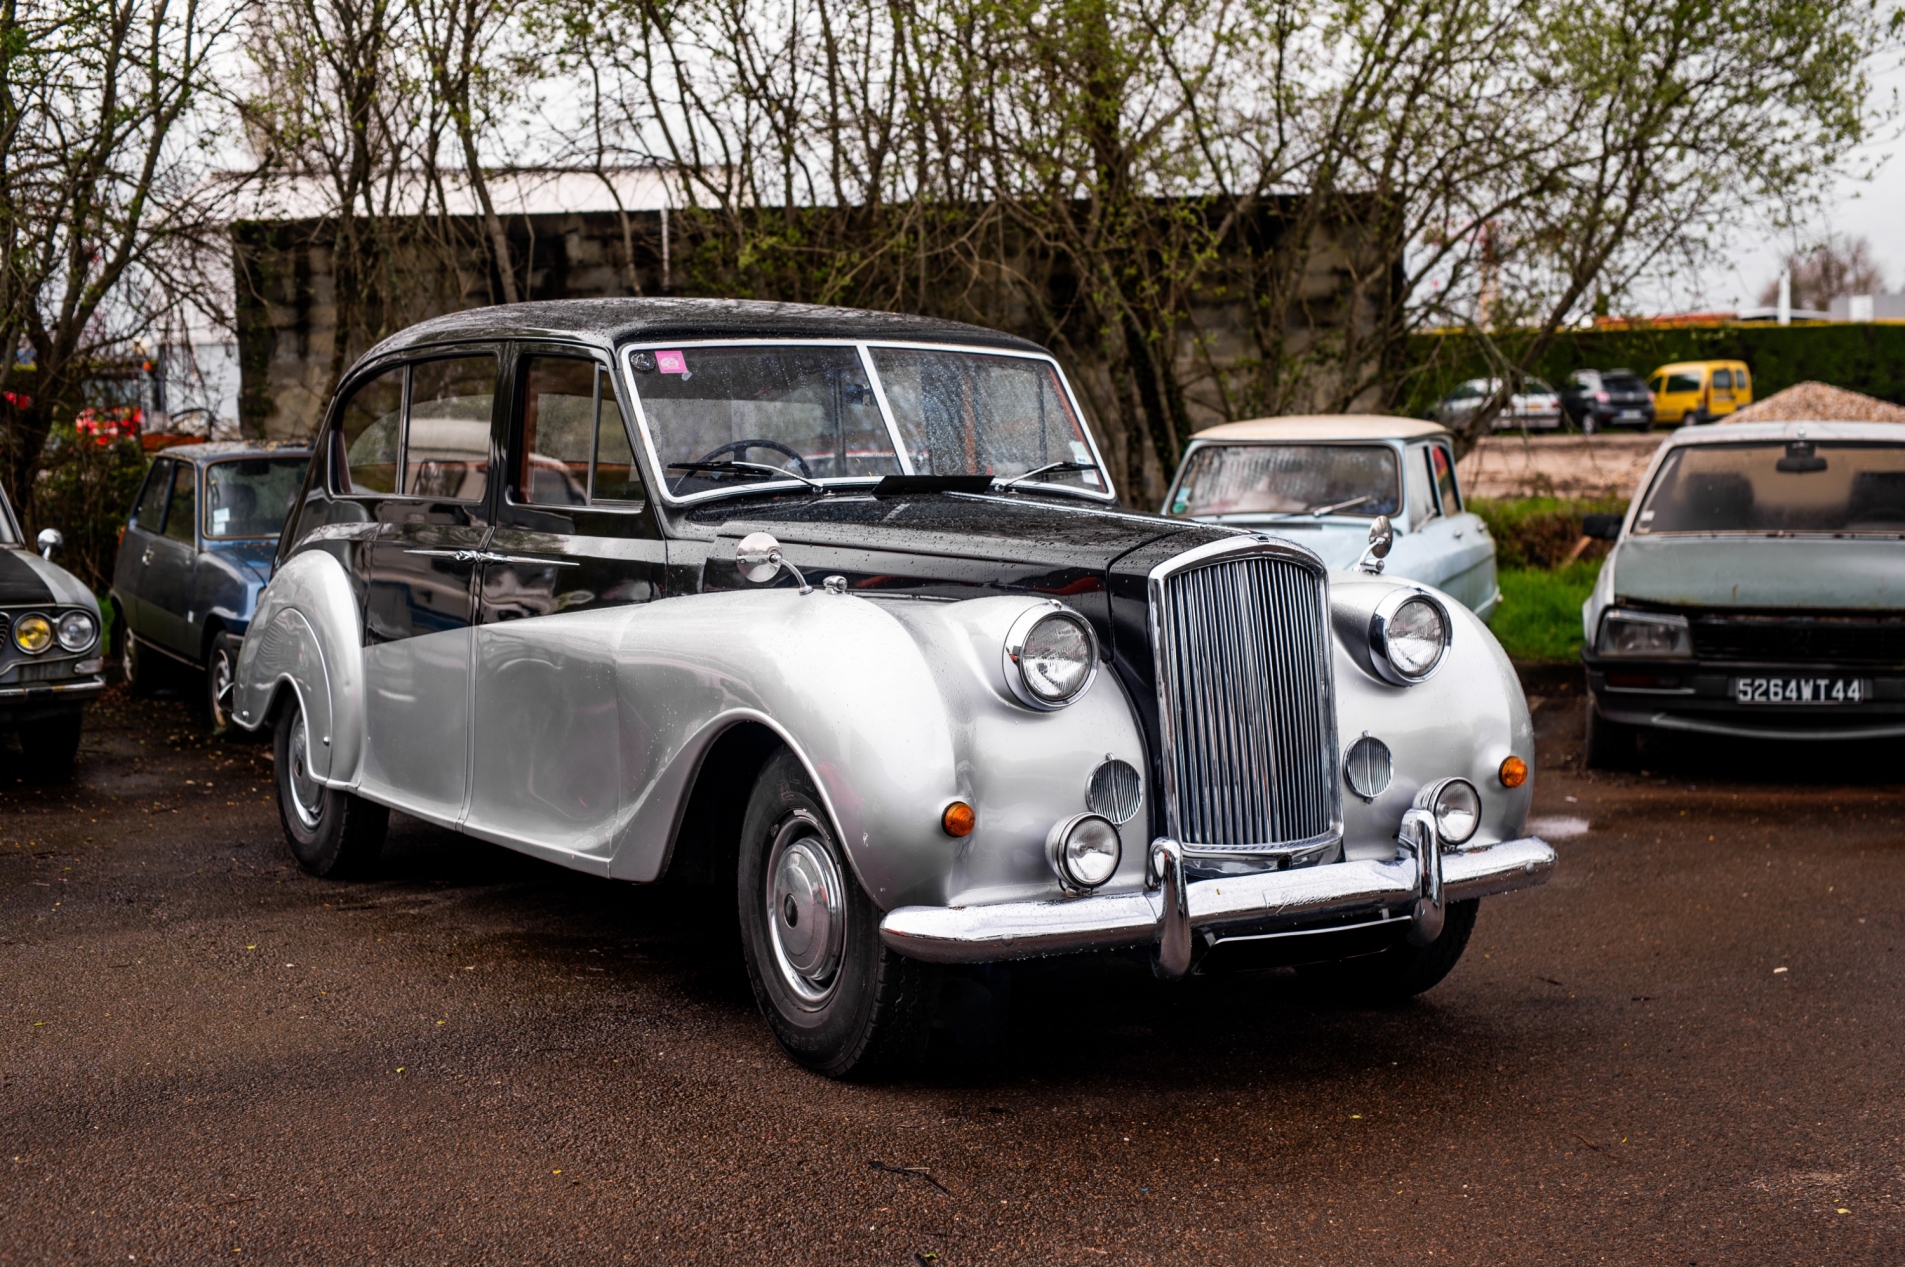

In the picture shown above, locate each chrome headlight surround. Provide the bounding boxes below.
[55,610,97,653]
[12,612,54,655]
[1596,609,1691,658]
[1414,776,1481,845]
[1367,589,1451,685]
[1045,812,1122,891]
[1002,603,1099,710]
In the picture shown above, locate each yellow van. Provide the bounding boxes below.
[1648,360,1752,425]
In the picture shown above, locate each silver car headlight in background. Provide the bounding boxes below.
[1045,813,1121,890]
[12,613,54,654]
[56,610,97,653]
[1597,610,1691,658]
[1415,777,1480,845]
[1368,590,1451,685]
[1002,604,1098,709]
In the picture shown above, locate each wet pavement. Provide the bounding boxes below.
[2,677,1902,1264]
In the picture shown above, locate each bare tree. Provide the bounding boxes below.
[0,0,235,506]
[1760,235,1889,311]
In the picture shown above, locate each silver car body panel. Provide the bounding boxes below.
[234,539,1534,915]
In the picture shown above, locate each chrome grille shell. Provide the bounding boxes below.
[1147,538,1342,860]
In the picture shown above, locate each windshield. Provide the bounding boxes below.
[1636,442,1905,536]
[1167,444,1401,519]
[205,457,310,540]
[629,343,1102,499]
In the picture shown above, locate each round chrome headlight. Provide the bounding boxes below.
[56,610,97,653]
[1368,591,1450,685]
[13,613,54,654]
[1045,813,1122,890]
[1415,777,1480,845]
[1003,605,1098,709]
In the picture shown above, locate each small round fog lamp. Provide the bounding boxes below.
[1415,777,1480,845]
[13,613,53,654]
[1498,755,1528,788]
[1045,813,1121,891]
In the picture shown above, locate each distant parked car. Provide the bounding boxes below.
[1559,369,1656,433]
[1435,378,1563,431]
[1162,416,1499,617]
[1647,360,1752,426]
[0,480,104,778]
[1580,420,1905,767]
[110,441,313,729]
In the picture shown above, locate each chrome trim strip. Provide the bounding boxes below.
[127,629,199,668]
[879,836,1555,963]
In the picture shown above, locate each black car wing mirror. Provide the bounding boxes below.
[1581,513,1622,541]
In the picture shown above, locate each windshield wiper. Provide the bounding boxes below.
[1262,494,1377,520]
[667,460,829,493]
[993,460,1100,491]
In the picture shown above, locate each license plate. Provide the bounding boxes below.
[1617,410,1642,420]
[1732,676,1871,705]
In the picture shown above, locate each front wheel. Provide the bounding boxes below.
[117,620,160,696]
[737,751,940,1078]
[204,632,240,734]
[1301,898,1480,1003]
[273,693,387,877]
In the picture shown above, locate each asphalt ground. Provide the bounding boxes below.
[3,675,1902,1265]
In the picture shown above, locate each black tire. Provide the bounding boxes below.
[1585,698,1638,770]
[737,750,940,1079]
[273,693,387,878]
[17,710,83,782]
[204,631,240,734]
[117,620,159,696]
[1301,898,1480,1003]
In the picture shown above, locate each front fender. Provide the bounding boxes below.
[1329,573,1533,856]
[585,589,1149,909]
[231,549,365,785]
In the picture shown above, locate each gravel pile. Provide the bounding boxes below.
[1724,380,1905,423]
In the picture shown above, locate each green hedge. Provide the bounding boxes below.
[1469,495,1627,569]
[1401,323,1905,418]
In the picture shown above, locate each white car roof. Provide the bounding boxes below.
[1189,415,1450,443]
[1667,420,1905,446]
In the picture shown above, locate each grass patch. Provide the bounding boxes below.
[1488,562,1602,662]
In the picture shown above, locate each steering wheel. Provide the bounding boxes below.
[694,439,814,478]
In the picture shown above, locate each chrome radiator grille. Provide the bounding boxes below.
[1152,548,1338,850]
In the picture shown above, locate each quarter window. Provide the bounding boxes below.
[519,356,648,506]
[163,462,196,543]
[1430,443,1461,512]
[337,366,404,494]
[1405,444,1438,527]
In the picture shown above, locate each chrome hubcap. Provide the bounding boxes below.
[766,814,846,1008]
[284,705,323,829]
[210,651,232,724]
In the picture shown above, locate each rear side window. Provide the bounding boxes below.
[1431,443,1461,512]
[407,356,495,500]
[163,462,196,543]
[1664,372,1702,394]
[518,357,647,506]
[133,461,172,532]
[337,366,404,494]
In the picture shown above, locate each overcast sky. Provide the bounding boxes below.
[1686,59,1905,312]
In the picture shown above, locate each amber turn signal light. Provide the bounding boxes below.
[1498,755,1528,788]
[941,801,976,837]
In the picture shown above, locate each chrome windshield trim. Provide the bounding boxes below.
[618,338,1118,508]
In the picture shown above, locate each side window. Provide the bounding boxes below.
[1405,443,1438,528]
[163,462,196,543]
[336,365,404,494]
[407,356,495,500]
[1431,443,1461,512]
[518,356,647,507]
[134,461,172,532]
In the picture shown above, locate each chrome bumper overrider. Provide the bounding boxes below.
[880,832,1555,972]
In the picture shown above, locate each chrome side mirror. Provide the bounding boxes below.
[735,531,812,595]
[1356,515,1392,575]
[36,528,63,560]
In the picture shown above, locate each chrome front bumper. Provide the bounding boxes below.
[0,676,105,701]
[880,830,1556,974]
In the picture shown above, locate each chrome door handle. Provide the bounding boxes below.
[141,547,154,565]
[404,547,485,563]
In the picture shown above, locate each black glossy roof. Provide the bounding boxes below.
[360,298,1051,361]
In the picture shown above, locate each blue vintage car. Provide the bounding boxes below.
[1161,416,1500,616]
[109,442,313,728]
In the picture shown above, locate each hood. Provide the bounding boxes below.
[0,546,94,608]
[209,539,279,583]
[1611,536,1905,610]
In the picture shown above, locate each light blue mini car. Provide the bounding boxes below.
[1161,416,1500,617]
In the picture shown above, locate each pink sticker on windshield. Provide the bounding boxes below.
[654,349,688,375]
